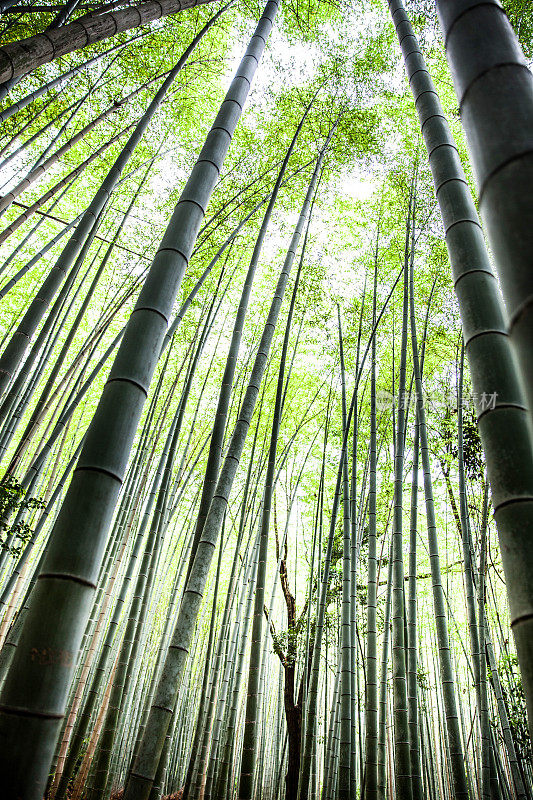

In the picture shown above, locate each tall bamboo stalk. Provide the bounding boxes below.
[389,0,533,746]
[0,0,217,85]
[0,3,270,796]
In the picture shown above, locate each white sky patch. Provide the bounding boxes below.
[341,172,377,202]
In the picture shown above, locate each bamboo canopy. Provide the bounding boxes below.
[0,0,531,798]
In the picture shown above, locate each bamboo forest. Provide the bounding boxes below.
[1,0,533,798]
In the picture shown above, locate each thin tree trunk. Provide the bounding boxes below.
[365,242,379,800]
[391,203,412,800]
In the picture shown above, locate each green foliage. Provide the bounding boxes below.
[0,476,44,556]
[0,0,530,791]
[271,622,303,666]
[503,0,533,58]
[495,652,531,757]
[439,404,484,482]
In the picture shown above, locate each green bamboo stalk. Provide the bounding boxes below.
[378,535,392,800]
[364,247,379,800]
[238,205,306,800]
[0,7,223,403]
[478,482,491,800]
[434,0,533,432]
[0,0,217,85]
[0,2,263,795]
[389,0,533,750]
[391,208,412,800]
[406,421,421,800]
[185,94,315,582]
[0,32,147,124]
[408,228,469,799]
[337,304,352,800]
